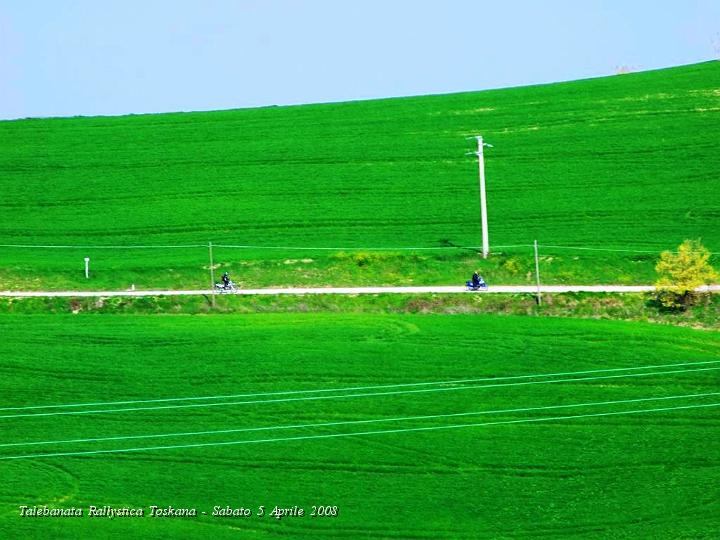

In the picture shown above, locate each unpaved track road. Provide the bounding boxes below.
[1,285,719,297]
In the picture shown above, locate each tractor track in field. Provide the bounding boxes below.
[1,285,719,297]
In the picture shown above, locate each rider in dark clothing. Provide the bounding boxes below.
[222,272,230,288]
[471,272,481,288]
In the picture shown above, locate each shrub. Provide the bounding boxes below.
[655,240,718,310]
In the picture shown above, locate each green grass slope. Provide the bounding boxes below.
[0,313,719,538]
[0,62,718,289]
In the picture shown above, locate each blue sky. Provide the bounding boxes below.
[1,0,718,120]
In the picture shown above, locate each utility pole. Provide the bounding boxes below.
[534,240,542,306]
[208,241,216,308]
[468,136,492,258]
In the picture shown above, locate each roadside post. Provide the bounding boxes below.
[84,257,90,279]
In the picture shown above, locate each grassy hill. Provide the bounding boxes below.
[1,313,719,538]
[0,62,718,289]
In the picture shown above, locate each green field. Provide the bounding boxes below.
[1,313,719,538]
[1,62,718,290]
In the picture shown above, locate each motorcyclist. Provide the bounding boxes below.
[221,272,230,288]
[471,271,481,288]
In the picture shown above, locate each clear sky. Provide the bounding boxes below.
[1,0,718,120]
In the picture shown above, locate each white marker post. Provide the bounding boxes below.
[84,257,90,279]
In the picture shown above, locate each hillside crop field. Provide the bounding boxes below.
[1,313,719,538]
[0,62,718,290]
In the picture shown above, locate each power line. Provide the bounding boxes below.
[214,244,473,251]
[3,358,718,413]
[539,244,720,255]
[0,244,206,249]
[0,242,716,255]
[0,242,524,252]
[2,391,717,450]
[2,365,718,421]
[2,401,717,461]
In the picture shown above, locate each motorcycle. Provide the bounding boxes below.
[215,280,237,293]
[465,279,488,291]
